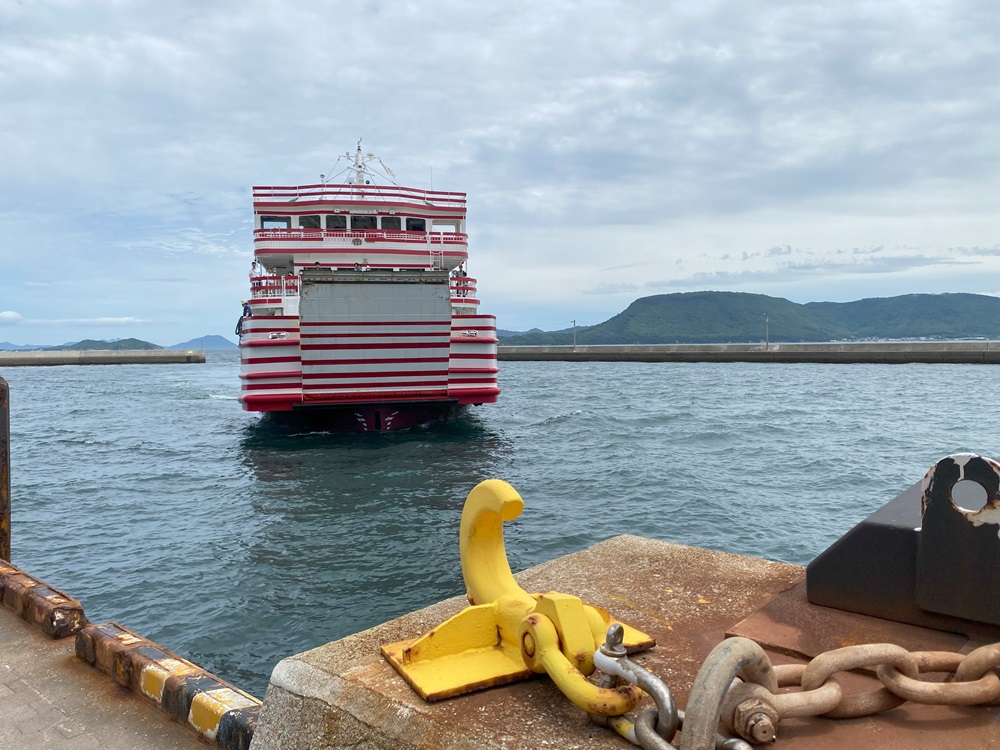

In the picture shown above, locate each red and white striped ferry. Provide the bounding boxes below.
[237,144,500,431]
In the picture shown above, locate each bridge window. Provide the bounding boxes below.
[300,215,321,229]
[261,215,291,229]
[326,215,347,230]
[405,218,426,231]
[351,215,377,230]
[381,216,401,231]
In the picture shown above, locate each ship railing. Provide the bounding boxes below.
[252,184,466,209]
[254,229,468,245]
[450,276,477,298]
[250,274,299,299]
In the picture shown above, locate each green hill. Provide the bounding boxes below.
[804,293,998,339]
[503,292,1000,345]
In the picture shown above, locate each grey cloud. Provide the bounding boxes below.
[951,245,1000,256]
[584,250,981,295]
[584,283,643,296]
[0,0,996,341]
[19,317,150,326]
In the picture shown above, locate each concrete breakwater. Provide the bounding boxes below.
[0,349,206,366]
[498,341,1000,364]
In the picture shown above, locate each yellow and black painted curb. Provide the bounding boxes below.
[0,559,87,638]
[75,621,261,750]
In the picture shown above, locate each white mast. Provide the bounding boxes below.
[343,139,396,186]
[347,139,370,185]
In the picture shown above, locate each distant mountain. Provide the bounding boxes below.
[1,341,107,351]
[500,292,1000,345]
[43,338,163,351]
[0,341,41,351]
[496,328,543,338]
[166,335,237,350]
[803,293,998,339]
[2,335,238,351]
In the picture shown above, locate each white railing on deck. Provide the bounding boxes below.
[252,184,466,209]
[450,276,477,299]
[253,229,468,245]
[250,275,299,299]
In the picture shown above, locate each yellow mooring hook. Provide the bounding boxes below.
[381,479,655,714]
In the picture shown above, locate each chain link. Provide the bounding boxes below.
[877,646,1000,706]
[586,630,1000,749]
[589,625,752,750]
[799,642,918,717]
[955,643,1000,705]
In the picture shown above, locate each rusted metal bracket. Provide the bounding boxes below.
[807,453,1000,628]
[381,479,655,706]
[917,454,1000,624]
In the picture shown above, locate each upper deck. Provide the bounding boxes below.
[250,180,469,272]
[252,184,466,212]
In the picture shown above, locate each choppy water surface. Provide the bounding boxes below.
[3,352,997,695]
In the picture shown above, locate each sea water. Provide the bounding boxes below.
[2,352,997,696]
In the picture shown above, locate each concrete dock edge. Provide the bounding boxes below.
[0,560,87,638]
[75,620,261,750]
[0,350,206,366]
[0,558,260,749]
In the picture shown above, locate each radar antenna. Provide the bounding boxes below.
[336,139,399,186]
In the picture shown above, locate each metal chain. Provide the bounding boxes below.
[589,625,752,750]
[587,630,1000,749]
[877,648,1000,707]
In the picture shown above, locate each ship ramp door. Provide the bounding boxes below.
[298,273,452,402]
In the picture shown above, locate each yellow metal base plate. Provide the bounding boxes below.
[381,609,655,702]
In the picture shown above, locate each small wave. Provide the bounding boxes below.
[530,408,593,427]
[7,357,1000,704]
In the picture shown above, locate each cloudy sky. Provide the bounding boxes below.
[1,0,997,346]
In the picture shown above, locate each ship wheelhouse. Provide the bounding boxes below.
[237,150,500,431]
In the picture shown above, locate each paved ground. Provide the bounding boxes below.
[0,607,202,750]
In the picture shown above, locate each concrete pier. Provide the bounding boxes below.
[0,350,206,367]
[0,605,202,749]
[249,535,1000,750]
[498,341,1000,364]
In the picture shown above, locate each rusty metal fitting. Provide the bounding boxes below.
[593,628,680,741]
[600,623,629,658]
[683,638,777,750]
[634,707,678,750]
[955,643,1000,706]
[877,663,1000,706]
[733,699,778,744]
[762,663,843,719]
[520,613,643,715]
[800,643,918,718]
[877,648,1000,706]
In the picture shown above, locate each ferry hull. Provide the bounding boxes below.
[262,400,470,432]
